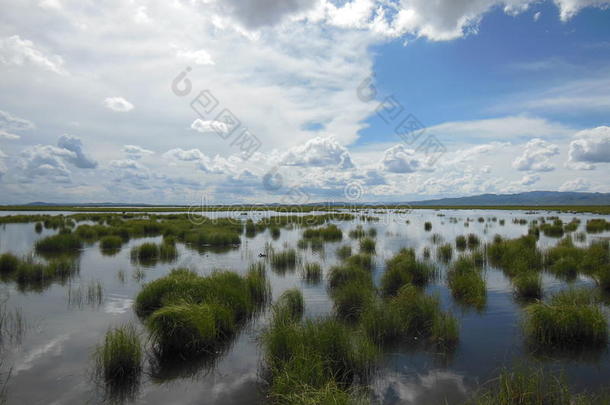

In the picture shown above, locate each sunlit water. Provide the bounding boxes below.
[0,209,609,404]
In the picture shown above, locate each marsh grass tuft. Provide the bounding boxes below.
[301,263,322,284]
[99,235,123,255]
[513,272,542,300]
[524,288,607,349]
[359,237,376,254]
[455,235,467,251]
[465,365,610,405]
[381,249,436,295]
[303,224,342,241]
[488,235,542,278]
[336,245,352,260]
[362,285,458,349]
[94,323,142,384]
[436,243,453,263]
[130,241,178,265]
[447,256,486,310]
[35,233,82,256]
[261,315,377,403]
[270,249,298,273]
[136,268,269,356]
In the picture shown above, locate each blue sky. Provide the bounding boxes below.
[0,0,609,204]
[361,3,610,146]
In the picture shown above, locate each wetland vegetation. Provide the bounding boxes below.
[0,207,609,404]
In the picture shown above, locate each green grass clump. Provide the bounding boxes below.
[563,218,580,233]
[134,268,200,316]
[99,235,123,254]
[381,249,436,295]
[586,218,610,233]
[130,241,177,265]
[580,240,609,275]
[447,256,486,310]
[336,245,352,260]
[348,225,366,239]
[148,302,235,354]
[94,324,142,383]
[328,265,372,291]
[331,279,374,322]
[513,273,542,300]
[270,249,298,272]
[35,222,43,233]
[302,263,322,284]
[359,237,376,253]
[436,243,453,262]
[362,285,458,349]
[131,242,159,264]
[246,262,271,306]
[540,219,565,238]
[0,253,19,274]
[303,224,342,241]
[488,235,542,278]
[467,233,480,249]
[181,226,241,247]
[455,235,467,251]
[344,253,373,271]
[524,288,608,349]
[464,366,610,405]
[262,316,377,403]
[35,233,83,255]
[424,222,432,231]
[270,226,281,239]
[544,237,583,279]
[137,268,269,356]
[275,289,305,323]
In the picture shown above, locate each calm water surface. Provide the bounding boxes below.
[0,209,609,404]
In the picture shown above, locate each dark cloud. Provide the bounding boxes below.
[223,0,318,29]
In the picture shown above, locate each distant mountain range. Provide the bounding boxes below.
[405,191,610,206]
[17,192,610,207]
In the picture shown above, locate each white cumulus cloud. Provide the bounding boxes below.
[512,138,559,172]
[0,35,65,74]
[281,136,354,169]
[104,97,134,112]
[380,144,421,173]
[567,126,610,169]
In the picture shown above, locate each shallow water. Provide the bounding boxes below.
[0,209,609,404]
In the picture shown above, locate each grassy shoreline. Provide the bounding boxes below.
[0,204,609,214]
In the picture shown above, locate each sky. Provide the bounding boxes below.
[0,0,609,205]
